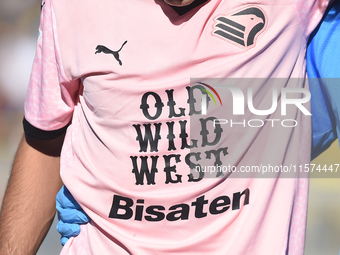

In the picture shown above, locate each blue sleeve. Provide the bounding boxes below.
[307,0,340,159]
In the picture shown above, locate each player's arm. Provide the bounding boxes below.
[0,133,65,255]
[0,0,82,251]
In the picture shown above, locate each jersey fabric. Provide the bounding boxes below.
[24,0,330,254]
[307,0,340,159]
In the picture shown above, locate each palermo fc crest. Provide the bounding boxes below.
[213,6,267,49]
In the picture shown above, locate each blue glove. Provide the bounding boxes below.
[56,185,90,245]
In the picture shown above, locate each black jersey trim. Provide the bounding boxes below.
[23,117,70,140]
[168,0,209,16]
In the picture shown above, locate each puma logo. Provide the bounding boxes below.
[95,41,128,66]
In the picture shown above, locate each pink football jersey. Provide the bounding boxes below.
[24,0,330,254]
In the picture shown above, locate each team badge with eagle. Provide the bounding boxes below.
[213,6,267,49]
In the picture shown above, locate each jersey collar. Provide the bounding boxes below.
[167,0,209,16]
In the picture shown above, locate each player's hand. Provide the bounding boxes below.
[56,185,90,245]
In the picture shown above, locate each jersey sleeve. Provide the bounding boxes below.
[307,0,340,159]
[24,0,80,139]
[290,0,332,37]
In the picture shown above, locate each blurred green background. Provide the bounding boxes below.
[0,1,339,254]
